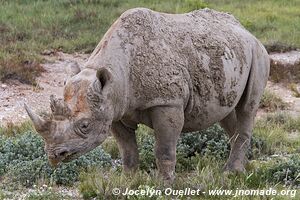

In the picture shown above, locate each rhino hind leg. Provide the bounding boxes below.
[223,47,269,172]
[220,109,237,142]
[112,122,139,173]
[150,106,184,184]
[223,111,253,172]
[220,109,249,172]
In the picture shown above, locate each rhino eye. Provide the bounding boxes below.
[74,119,91,138]
[79,120,90,133]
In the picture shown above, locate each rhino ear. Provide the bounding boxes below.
[96,68,112,92]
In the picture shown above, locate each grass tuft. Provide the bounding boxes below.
[254,112,300,154]
[289,83,300,97]
[265,42,298,53]
[0,54,44,85]
[0,121,33,137]
[259,89,289,112]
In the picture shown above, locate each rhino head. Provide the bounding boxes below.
[25,67,113,166]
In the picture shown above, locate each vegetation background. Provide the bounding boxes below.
[0,0,299,84]
[0,0,299,199]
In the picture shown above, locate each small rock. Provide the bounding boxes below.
[1,84,7,88]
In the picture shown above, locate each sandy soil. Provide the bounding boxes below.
[0,51,299,125]
[0,52,88,125]
[257,81,300,118]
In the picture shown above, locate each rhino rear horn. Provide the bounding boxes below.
[24,103,49,133]
[50,95,71,119]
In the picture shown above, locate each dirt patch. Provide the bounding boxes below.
[257,81,300,118]
[0,52,88,125]
[269,51,300,83]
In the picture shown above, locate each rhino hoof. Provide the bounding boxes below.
[223,161,246,173]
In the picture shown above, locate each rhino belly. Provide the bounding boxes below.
[182,98,235,132]
[182,61,251,132]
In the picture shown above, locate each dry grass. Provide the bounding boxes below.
[289,83,300,97]
[270,60,300,83]
[259,89,289,112]
[264,42,298,53]
[0,121,33,137]
[0,54,45,85]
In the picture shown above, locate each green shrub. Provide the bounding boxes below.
[262,155,300,187]
[26,190,73,200]
[248,154,300,188]
[101,137,120,159]
[0,131,112,188]
[135,125,156,172]
[136,124,266,172]
[79,155,300,200]
[179,125,229,159]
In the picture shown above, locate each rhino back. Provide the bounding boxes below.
[85,8,260,129]
[117,9,254,113]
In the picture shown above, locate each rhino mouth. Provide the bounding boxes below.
[62,152,81,162]
[48,151,78,166]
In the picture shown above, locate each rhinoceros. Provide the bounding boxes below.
[25,8,270,182]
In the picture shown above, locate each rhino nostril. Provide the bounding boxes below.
[57,150,68,157]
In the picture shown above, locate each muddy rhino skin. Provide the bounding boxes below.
[26,8,270,182]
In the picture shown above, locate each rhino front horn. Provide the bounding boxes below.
[24,103,48,133]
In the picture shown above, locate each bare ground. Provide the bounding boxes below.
[0,52,299,125]
[257,81,300,118]
[0,52,88,125]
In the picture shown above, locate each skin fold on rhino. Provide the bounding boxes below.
[25,8,270,182]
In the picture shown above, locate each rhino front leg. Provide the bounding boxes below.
[150,106,184,183]
[112,122,139,173]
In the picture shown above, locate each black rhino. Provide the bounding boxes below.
[25,8,270,182]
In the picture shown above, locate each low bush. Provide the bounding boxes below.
[251,154,300,188]
[0,131,112,188]
[136,124,267,172]
[267,154,300,188]
[101,137,119,159]
[79,154,300,200]
[1,113,297,196]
